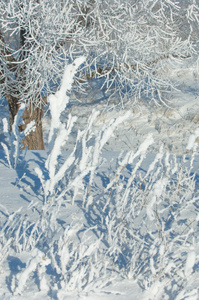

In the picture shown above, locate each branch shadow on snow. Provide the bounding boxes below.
[0,149,9,167]
[13,151,47,201]
[6,256,26,293]
[76,163,149,270]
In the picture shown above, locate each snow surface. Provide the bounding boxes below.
[41,60,199,155]
[0,59,199,299]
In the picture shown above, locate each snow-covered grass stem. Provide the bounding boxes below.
[1,103,36,169]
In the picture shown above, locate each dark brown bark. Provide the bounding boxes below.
[20,104,45,150]
[1,31,45,150]
[7,95,20,131]
[6,94,45,150]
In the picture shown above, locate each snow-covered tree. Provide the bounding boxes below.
[87,0,199,104]
[0,0,92,149]
[0,0,198,149]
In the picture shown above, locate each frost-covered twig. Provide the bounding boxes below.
[1,103,36,169]
[186,127,199,169]
[14,248,51,295]
[48,56,86,144]
[36,57,85,202]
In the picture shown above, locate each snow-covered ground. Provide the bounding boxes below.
[0,59,199,299]
[41,60,199,154]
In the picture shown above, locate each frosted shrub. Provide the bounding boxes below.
[35,57,85,202]
[0,59,132,295]
[36,57,130,204]
[0,58,198,298]
[0,200,114,295]
[88,137,199,298]
[0,124,198,297]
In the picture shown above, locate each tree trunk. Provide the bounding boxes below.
[8,96,45,150]
[7,95,20,131]
[1,28,45,150]
[20,104,45,150]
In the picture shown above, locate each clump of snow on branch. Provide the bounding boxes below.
[48,56,85,144]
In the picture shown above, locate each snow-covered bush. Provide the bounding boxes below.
[0,60,199,298]
[0,133,198,297]
[1,121,198,298]
[98,139,199,298]
[35,56,85,202]
[35,57,130,204]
